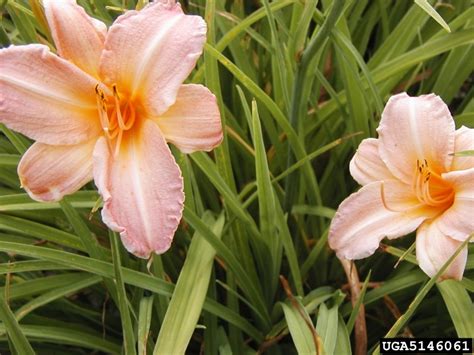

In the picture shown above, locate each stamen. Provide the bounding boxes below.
[95,84,137,157]
[381,181,424,213]
[115,129,123,158]
[122,103,136,130]
[112,85,126,130]
[112,84,120,100]
[422,183,438,205]
[95,84,109,131]
[415,171,424,203]
[381,182,402,212]
[425,172,430,183]
[412,158,454,208]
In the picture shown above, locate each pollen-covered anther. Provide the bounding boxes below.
[95,84,110,133]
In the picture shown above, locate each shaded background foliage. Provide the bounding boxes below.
[0,0,473,354]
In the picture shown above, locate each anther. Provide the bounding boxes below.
[112,84,120,100]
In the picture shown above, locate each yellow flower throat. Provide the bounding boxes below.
[413,159,454,208]
[95,84,137,156]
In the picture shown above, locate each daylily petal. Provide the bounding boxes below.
[377,93,455,183]
[329,181,434,259]
[43,0,106,77]
[154,84,222,153]
[0,44,101,145]
[93,120,184,258]
[100,1,206,115]
[435,168,474,242]
[416,221,467,280]
[349,138,394,186]
[18,140,96,202]
[451,126,474,171]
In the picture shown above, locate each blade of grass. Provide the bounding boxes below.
[0,214,86,251]
[0,124,29,154]
[437,280,474,338]
[0,154,20,167]
[315,302,339,354]
[183,207,271,329]
[192,0,296,83]
[261,0,291,109]
[0,260,68,274]
[204,44,321,207]
[346,270,371,334]
[2,273,95,301]
[0,294,35,355]
[190,152,260,238]
[14,275,102,321]
[251,100,280,300]
[59,198,118,305]
[110,231,136,355]
[0,324,121,353]
[334,315,352,355]
[284,0,345,209]
[154,212,224,354]
[414,0,450,32]
[281,299,318,354]
[59,199,106,258]
[138,295,154,355]
[0,191,99,211]
[0,241,264,341]
[341,270,427,316]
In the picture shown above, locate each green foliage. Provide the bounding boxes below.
[0,0,473,353]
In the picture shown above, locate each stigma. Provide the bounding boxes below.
[95,84,137,157]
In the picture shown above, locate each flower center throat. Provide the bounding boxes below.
[413,159,454,208]
[95,84,137,156]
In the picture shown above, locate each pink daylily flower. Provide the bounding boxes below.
[0,0,223,258]
[328,93,474,280]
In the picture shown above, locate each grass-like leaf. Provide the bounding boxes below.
[414,0,451,33]
[0,295,35,355]
[154,212,224,354]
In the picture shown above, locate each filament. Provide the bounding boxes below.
[95,84,137,157]
[412,159,454,208]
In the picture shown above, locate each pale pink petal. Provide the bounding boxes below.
[43,0,106,77]
[18,140,96,202]
[377,93,455,184]
[154,84,222,153]
[328,181,435,260]
[416,221,467,280]
[349,138,394,186]
[451,126,474,171]
[93,120,184,258]
[99,1,206,115]
[435,168,474,242]
[0,44,101,145]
